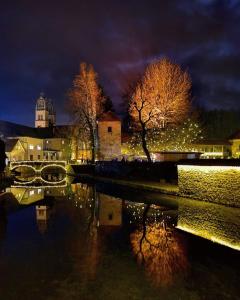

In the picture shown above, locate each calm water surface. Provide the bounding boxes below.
[0,177,239,300]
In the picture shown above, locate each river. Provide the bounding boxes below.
[0,175,239,300]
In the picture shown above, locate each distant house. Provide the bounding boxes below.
[228,130,240,158]
[192,140,231,159]
[1,123,70,162]
[151,151,201,162]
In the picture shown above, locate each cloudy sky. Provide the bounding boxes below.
[0,0,240,125]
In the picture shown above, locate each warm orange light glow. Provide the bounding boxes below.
[130,223,188,287]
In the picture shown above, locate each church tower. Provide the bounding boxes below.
[35,93,56,128]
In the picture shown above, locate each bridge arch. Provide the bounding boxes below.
[14,176,67,186]
[40,164,66,173]
[10,164,36,173]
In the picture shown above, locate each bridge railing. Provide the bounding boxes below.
[10,160,67,172]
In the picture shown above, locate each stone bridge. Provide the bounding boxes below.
[10,160,67,174]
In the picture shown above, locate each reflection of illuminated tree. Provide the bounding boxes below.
[68,184,102,282]
[130,205,188,287]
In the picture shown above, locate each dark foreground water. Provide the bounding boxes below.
[0,178,239,300]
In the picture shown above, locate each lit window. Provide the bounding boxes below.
[29,190,34,196]
[29,145,34,150]
[62,140,65,144]
[37,145,41,150]
[46,140,49,144]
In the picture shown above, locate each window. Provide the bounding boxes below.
[30,154,33,160]
[62,140,65,145]
[29,145,34,150]
[37,145,41,150]
[37,155,41,160]
[108,213,113,220]
[108,126,112,133]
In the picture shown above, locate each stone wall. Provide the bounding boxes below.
[178,165,240,207]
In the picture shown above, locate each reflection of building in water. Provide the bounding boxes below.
[44,186,67,198]
[177,200,240,251]
[98,194,122,227]
[130,204,188,287]
[36,205,51,234]
[42,173,65,182]
[6,187,44,204]
[71,183,93,208]
[6,185,68,204]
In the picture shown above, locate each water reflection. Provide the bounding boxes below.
[2,182,240,253]
[14,172,67,185]
[41,172,66,182]
[98,194,122,227]
[6,186,67,204]
[0,180,239,299]
[177,199,240,251]
[128,203,188,286]
[36,205,53,234]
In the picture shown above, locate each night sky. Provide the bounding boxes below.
[1,0,240,126]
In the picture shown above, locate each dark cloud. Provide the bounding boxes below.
[0,0,240,125]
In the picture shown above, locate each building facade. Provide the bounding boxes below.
[229,130,240,158]
[97,112,121,160]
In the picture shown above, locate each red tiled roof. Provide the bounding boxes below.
[98,111,121,122]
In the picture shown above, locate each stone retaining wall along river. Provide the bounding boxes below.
[178,165,240,207]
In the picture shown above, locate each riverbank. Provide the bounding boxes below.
[74,172,240,208]
[76,173,179,195]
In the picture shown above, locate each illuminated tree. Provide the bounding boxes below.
[122,118,202,157]
[129,58,191,162]
[68,63,105,163]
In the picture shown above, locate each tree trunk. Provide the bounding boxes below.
[141,124,151,162]
[89,125,96,164]
[138,204,150,264]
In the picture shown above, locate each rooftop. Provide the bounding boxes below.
[5,138,19,152]
[0,120,70,139]
[98,111,121,122]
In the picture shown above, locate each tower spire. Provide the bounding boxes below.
[35,93,56,128]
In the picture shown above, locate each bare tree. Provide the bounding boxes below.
[68,63,105,163]
[129,58,191,162]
